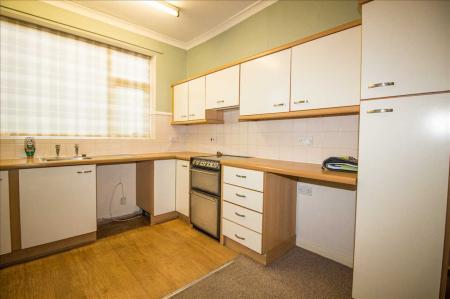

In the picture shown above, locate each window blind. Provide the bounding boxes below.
[0,18,152,138]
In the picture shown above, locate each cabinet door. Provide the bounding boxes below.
[19,165,97,249]
[353,94,450,299]
[175,160,190,217]
[361,1,450,99]
[154,160,176,216]
[240,49,291,116]
[188,76,206,120]
[291,26,361,111]
[173,82,189,122]
[0,171,11,255]
[206,65,240,109]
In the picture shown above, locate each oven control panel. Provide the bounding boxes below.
[191,159,221,171]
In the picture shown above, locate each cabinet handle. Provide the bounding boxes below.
[234,234,246,240]
[189,114,195,117]
[273,103,285,107]
[368,82,395,89]
[84,170,92,173]
[235,212,246,217]
[181,115,187,118]
[216,100,225,103]
[181,165,188,168]
[235,193,246,198]
[294,99,309,104]
[367,108,394,114]
[236,174,246,179]
[77,171,83,174]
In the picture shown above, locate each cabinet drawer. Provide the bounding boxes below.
[223,201,262,233]
[223,183,263,213]
[222,219,262,254]
[223,166,263,192]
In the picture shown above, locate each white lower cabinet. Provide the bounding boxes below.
[0,171,11,255]
[353,93,450,299]
[154,160,176,216]
[19,165,97,249]
[175,160,190,217]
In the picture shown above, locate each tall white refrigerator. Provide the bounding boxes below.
[353,93,450,298]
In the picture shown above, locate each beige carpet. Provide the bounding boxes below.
[172,247,353,299]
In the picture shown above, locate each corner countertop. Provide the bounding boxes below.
[220,157,357,186]
[0,152,357,187]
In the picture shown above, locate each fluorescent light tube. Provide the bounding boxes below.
[146,1,179,17]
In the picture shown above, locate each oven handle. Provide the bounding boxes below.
[190,168,220,176]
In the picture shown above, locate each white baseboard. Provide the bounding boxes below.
[296,239,354,268]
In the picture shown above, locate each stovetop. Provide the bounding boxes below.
[191,153,249,171]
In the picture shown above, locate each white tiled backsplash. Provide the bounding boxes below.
[172,110,359,164]
[0,110,359,164]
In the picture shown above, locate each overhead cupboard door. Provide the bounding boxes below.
[361,1,450,99]
[206,65,240,109]
[173,82,189,122]
[240,49,291,116]
[291,26,361,111]
[188,76,206,120]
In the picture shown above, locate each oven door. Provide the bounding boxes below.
[190,190,220,239]
[190,168,220,196]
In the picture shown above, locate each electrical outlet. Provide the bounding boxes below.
[299,136,314,146]
[209,137,216,143]
[298,184,312,196]
[120,197,127,205]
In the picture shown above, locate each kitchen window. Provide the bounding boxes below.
[0,18,152,138]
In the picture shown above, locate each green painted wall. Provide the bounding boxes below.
[0,0,186,113]
[186,0,361,77]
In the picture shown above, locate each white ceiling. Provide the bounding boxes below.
[45,0,277,49]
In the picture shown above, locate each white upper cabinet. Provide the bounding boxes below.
[291,26,361,111]
[188,76,206,120]
[173,82,188,122]
[206,65,240,109]
[240,49,291,116]
[361,1,450,99]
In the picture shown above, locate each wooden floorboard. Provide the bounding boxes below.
[0,219,238,299]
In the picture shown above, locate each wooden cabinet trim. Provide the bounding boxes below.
[8,170,20,251]
[238,105,359,121]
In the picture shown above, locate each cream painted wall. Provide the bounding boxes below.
[0,0,186,113]
[186,0,361,76]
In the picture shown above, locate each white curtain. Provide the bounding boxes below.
[0,18,151,138]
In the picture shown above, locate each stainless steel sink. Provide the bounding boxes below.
[40,156,92,162]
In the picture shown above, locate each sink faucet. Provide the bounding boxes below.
[55,144,61,157]
[74,144,79,157]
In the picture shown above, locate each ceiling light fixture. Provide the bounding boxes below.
[146,1,180,17]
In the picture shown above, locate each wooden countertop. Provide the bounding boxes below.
[220,157,357,186]
[0,152,206,170]
[0,152,357,186]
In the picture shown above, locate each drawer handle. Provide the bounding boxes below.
[181,165,188,168]
[180,115,187,118]
[84,170,92,173]
[234,234,246,240]
[236,174,246,179]
[367,108,394,114]
[235,212,246,217]
[189,114,195,117]
[216,100,224,103]
[235,193,246,198]
[77,171,83,174]
[368,82,395,89]
[273,103,285,107]
[294,99,309,104]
